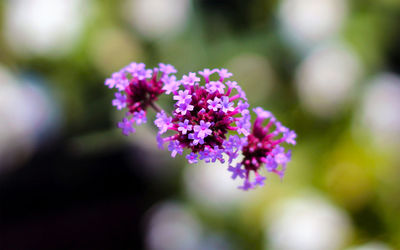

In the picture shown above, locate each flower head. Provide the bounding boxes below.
[106,64,296,192]
[233,107,296,190]
[105,62,177,135]
[156,68,250,164]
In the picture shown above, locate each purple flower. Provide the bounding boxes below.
[118,117,135,136]
[206,81,225,94]
[106,62,178,136]
[112,92,127,110]
[156,133,165,149]
[236,115,251,136]
[236,86,247,101]
[217,68,233,81]
[223,135,244,164]
[253,174,266,187]
[132,110,147,125]
[236,107,296,190]
[264,155,278,171]
[173,90,192,104]
[253,107,272,119]
[181,72,200,86]
[220,96,234,113]
[105,78,116,89]
[272,146,291,166]
[168,140,183,157]
[105,72,129,91]
[156,67,250,165]
[159,63,177,75]
[227,135,243,148]
[154,111,172,134]
[162,75,180,95]
[274,121,288,134]
[115,79,129,92]
[284,130,297,145]
[226,81,238,89]
[188,133,205,146]
[126,63,152,80]
[238,179,253,191]
[176,100,194,115]
[193,120,212,139]
[209,146,224,163]
[178,119,193,135]
[198,68,216,81]
[237,100,250,115]
[228,163,246,180]
[207,97,222,111]
[186,152,198,164]
[107,64,296,192]
[199,148,212,163]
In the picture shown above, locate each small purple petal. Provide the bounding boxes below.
[253,107,273,119]
[238,179,253,191]
[217,68,233,80]
[154,111,172,134]
[162,75,180,94]
[168,140,183,158]
[159,63,177,75]
[228,163,246,180]
[112,92,127,110]
[118,117,135,136]
[186,152,198,164]
[181,72,200,86]
[284,130,297,145]
[132,110,147,125]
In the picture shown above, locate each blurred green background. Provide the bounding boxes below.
[1,0,400,249]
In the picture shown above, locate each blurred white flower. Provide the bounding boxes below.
[145,201,202,250]
[4,0,90,57]
[90,28,144,75]
[279,0,348,48]
[183,154,248,212]
[265,195,352,250]
[346,242,393,250]
[296,42,362,118]
[0,66,58,171]
[226,53,276,104]
[359,73,400,147]
[124,0,191,40]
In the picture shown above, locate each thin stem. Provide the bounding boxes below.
[150,102,162,113]
[229,94,240,102]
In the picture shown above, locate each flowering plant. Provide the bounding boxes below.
[105,62,296,190]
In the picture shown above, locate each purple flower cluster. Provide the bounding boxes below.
[106,62,177,135]
[106,62,296,191]
[228,107,296,190]
[155,69,251,165]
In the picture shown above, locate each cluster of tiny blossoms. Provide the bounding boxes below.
[105,62,296,190]
[105,62,177,135]
[155,68,251,166]
[228,107,296,190]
